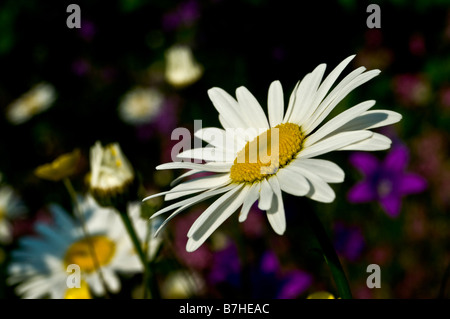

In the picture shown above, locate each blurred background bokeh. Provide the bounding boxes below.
[0,0,449,299]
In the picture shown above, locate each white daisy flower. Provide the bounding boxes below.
[144,55,402,252]
[89,141,135,207]
[8,195,160,299]
[0,185,27,244]
[6,82,56,125]
[165,45,203,88]
[118,87,164,125]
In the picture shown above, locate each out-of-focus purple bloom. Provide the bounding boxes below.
[348,145,427,218]
[409,33,426,56]
[78,20,96,42]
[251,251,312,299]
[333,221,365,262]
[240,205,266,238]
[162,0,200,31]
[173,210,213,270]
[393,73,431,107]
[208,243,312,299]
[439,86,450,110]
[71,59,90,77]
[208,241,241,287]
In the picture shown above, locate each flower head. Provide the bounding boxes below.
[8,195,158,299]
[88,141,135,208]
[34,149,81,182]
[6,82,56,125]
[348,145,427,217]
[165,45,203,88]
[144,55,402,252]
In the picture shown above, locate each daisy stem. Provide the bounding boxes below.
[62,178,111,299]
[306,209,353,299]
[118,209,160,299]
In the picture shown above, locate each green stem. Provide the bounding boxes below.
[118,210,160,299]
[63,178,111,298]
[306,209,353,299]
[438,262,450,298]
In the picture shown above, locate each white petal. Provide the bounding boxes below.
[156,161,232,172]
[283,80,301,123]
[304,69,380,134]
[258,178,273,211]
[187,185,242,237]
[338,132,392,151]
[333,110,402,133]
[152,185,235,219]
[299,130,373,159]
[291,166,336,203]
[103,270,121,293]
[304,100,375,146]
[292,158,344,183]
[276,165,310,196]
[186,185,247,252]
[208,88,248,129]
[194,127,246,153]
[169,169,201,187]
[239,183,260,223]
[290,64,326,125]
[284,72,313,123]
[164,173,231,201]
[302,55,356,123]
[266,177,286,235]
[219,114,233,130]
[236,86,270,130]
[177,147,235,162]
[152,185,236,237]
[268,80,284,127]
[142,173,230,202]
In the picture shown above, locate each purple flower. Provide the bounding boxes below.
[162,0,200,31]
[208,242,312,299]
[348,145,427,218]
[208,242,241,287]
[333,221,365,262]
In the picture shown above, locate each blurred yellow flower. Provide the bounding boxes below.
[64,280,92,299]
[307,291,337,299]
[34,149,81,182]
[165,45,203,88]
[161,270,205,299]
[6,82,56,125]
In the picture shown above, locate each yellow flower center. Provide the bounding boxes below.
[230,123,304,184]
[64,280,92,299]
[64,235,116,273]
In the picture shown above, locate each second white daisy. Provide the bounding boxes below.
[8,195,160,299]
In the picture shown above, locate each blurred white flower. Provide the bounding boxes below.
[6,82,56,125]
[8,195,160,299]
[118,87,164,125]
[165,45,203,88]
[0,185,27,244]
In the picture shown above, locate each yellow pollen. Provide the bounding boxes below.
[64,235,116,273]
[230,123,304,184]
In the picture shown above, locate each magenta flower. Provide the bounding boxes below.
[348,145,427,217]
